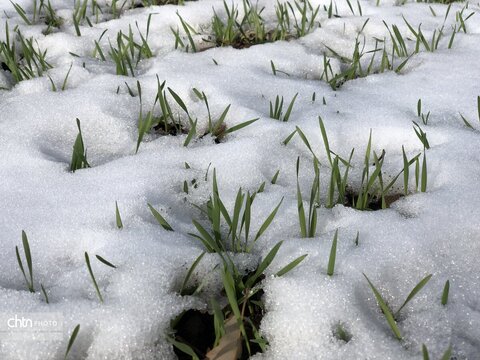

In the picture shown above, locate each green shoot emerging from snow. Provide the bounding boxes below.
[70,118,90,172]
[363,273,432,340]
[16,230,35,293]
[190,169,283,253]
[64,324,80,360]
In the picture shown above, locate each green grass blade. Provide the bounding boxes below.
[441,280,450,306]
[319,117,333,166]
[41,284,49,304]
[95,255,117,269]
[253,197,283,242]
[327,229,338,276]
[245,241,283,289]
[396,274,432,316]
[166,336,199,360]
[21,230,34,292]
[363,273,402,340]
[225,118,258,134]
[282,93,298,122]
[440,346,452,360]
[180,252,205,295]
[296,158,307,238]
[422,344,430,360]
[85,252,103,303]
[271,170,280,184]
[167,87,189,115]
[147,203,173,231]
[115,201,123,229]
[275,254,307,277]
[64,324,80,360]
[421,151,427,192]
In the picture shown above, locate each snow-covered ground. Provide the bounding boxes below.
[1,0,480,359]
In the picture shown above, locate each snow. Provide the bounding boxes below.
[1,0,480,359]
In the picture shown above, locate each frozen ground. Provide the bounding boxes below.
[0,0,480,359]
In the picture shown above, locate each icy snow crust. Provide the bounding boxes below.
[1,0,480,359]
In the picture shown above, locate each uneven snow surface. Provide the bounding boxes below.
[1,0,480,359]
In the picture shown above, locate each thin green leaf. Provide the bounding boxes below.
[95,255,117,269]
[363,273,402,340]
[64,324,80,360]
[327,229,338,276]
[275,254,307,277]
[396,274,432,316]
[441,280,450,306]
[147,203,174,231]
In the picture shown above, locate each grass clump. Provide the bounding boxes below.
[190,169,283,253]
[169,241,307,359]
[10,0,63,31]
[134,80,258,152]
[107,17,153,77]
[172,0,319,52]
[287,118,424,211]
[0,24,52,85]
[269,93,298,122]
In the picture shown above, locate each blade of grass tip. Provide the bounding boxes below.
[295,126,316,160]
[477,95,479,122]
[271,170,280,184]
[296,158,307,238]
[441,280,450,306]
[192,88,204,100]
[61,63,73,91]
[440,346,452,360]
[16,246,30,292]
[395,274,432,316]
[282,129,297,145]
[253,197,283,242]
[421,151,427,192]
[402,146,409,196]
[95,255,117,269]
[270,60,276,75]
[275,254,308,277]
[327,229,338,276]
[460,113,474,129]
[41,284,49,304]
[211,297,225,347]
[422,344,430,360]
[147,203,174,231]
[283,93,298,122]
[180,252,205,295]
[183,117,197,147]
[191,220,223,253]
[355,231,359,246]
[168,87,189,115]
[64,324,80,360]
[225,118,259,134]
[222,267,247,339]
[166,336,200,360]
[246,241,283,289]
[22,230,34,292]
[214,104,231,133]
[115,201,123,229]
[363,273,402,340]
[85,252,103,303]
[319,117,333,166]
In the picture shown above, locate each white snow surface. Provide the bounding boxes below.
[1,0,480,359]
